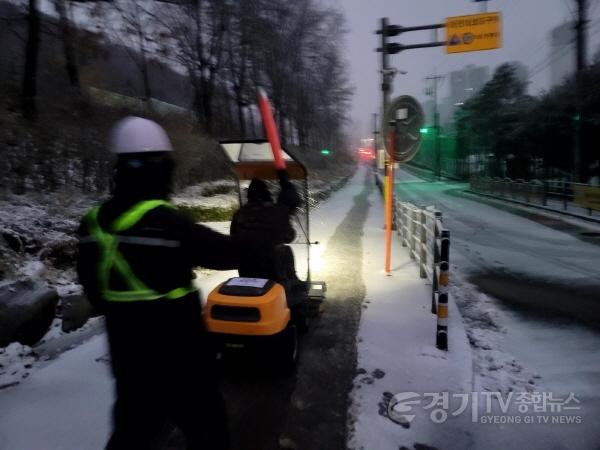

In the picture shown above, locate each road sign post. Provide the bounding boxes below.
[446,12,501,53]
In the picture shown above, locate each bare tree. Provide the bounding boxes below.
[110,0,157,102]
[157,0,227,133]
[54,0,80,89]
[22,0,40,120]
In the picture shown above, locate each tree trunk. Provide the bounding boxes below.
[237,102,246,138]
[247,106,258,139]
[138,35,152,103]
[56,0,80,89]
[22,0,40,121]
[140,56,152,113]
[200,74,214,134]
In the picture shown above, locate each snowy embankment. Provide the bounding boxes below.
[0,167,355,449]
[0,182,238,390]
[0,181,241,389]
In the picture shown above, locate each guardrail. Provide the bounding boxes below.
[471,177,600,218]
[395,200,451,351]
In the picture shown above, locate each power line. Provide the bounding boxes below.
[526,19,600,82]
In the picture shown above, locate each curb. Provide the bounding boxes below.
[464,190,600,225]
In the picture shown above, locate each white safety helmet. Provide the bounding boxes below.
[110,116,173,154]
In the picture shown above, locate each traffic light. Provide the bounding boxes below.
[321,148,331,155]
[419,127,429,134]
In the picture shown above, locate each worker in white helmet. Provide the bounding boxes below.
[76,116,239,450]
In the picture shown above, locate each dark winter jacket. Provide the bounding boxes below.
[77,197,244,377]
[230,181,301,279]
[77,197,241,307]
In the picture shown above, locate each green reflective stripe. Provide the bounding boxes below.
[85,200,195,302]
[111,200,173,233]
[105,285,195,302]
[164,286,195,300]
[85,207,114,293]
[105,289,162,302]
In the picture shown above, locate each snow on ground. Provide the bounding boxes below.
[0,342,36,390]
[0,191,94,290]
[0,169,351,391]
[462,189,600,232]
[2,167,597,449]
[0,334,113,450]
[0,270,242,450]
[172,180,239,210]
[0,171,357,449]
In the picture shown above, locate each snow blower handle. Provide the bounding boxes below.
[257,87,286,173]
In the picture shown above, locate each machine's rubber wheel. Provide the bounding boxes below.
[291,304,310,335]
[278,324,298,374]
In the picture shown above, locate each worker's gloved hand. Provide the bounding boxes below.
[278,186,302,211]
[277,169,291,187]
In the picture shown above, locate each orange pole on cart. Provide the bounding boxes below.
[257,87,286,170]
[384,128,395,274]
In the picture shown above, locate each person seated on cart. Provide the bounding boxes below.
[230,173,303,292]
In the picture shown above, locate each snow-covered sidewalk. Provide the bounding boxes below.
[349,173,474,450]
[0,269,239,450]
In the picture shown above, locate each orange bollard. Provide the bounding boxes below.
[384,129,396,274]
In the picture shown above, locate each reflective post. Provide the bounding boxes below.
[385,127,396,274]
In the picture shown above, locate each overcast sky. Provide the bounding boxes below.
[325,0,600,139]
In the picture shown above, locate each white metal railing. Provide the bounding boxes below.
[395,200,451,350]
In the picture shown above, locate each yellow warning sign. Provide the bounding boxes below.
[446,12,501,54]
[574,185,600,211]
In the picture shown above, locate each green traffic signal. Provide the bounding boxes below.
[321,148,330,155]
[419,127,429,134]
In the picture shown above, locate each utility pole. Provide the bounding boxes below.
[380,17,391,117]
[373,112,379,169]
[375,17,444,273]
[574,0,587,182]
[425,73,444,180]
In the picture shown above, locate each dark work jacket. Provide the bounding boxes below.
[230,182,300,280]
[77,197,244,379]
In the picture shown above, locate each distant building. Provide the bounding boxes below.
[449,64,490,108]
[550,22,575,87]
[440,97,454,127]
[429,65,490,127]
[422,98,435,126]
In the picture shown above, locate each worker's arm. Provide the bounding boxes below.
[176,208,252,271]
[276,170,302,211]
[76,221,105,312]
[230,209,241,237]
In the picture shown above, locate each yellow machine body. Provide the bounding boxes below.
[204,282,290,336]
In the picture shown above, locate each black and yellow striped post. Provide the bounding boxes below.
[431,211,442,314]
[436,229,450,351]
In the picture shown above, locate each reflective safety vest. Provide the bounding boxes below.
[84,200,197,302]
